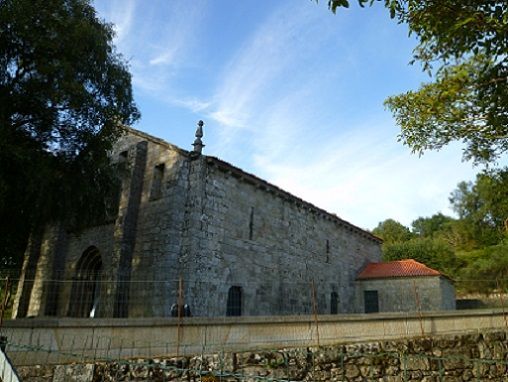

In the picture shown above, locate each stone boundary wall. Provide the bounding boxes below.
[14,330,508,381]
[3,309,508,366]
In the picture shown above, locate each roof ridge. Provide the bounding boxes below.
[119,126,382,244]
[357,259,442,280]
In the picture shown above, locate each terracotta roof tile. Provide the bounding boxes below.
[357,259,441,280]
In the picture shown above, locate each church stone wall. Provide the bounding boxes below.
[181,157,381,316]
[13,128,382,318]
[117,134,190,317]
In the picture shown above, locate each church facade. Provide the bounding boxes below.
[13,124,382,318]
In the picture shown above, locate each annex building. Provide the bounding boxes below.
[356,259,456,313]
[13,123,419,319]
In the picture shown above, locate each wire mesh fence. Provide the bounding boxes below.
[5,276,345,319]
[3,275,508,321]
[2,273,508,380]
[4,330,508,381]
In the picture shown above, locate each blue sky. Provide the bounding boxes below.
[94,0,486,231]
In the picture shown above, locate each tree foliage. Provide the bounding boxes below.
[373,168,508,294]
[458,240,508,293]
[411,213,454,238]
[383,237,459,277]
[372,217,460,276]
[449,168,508,246]
[0,0,140,271]
[372,218,413,244]
[328,0,508,164]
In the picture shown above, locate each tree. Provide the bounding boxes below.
[372,219,413,244]
[327,0,508,164]
[0,0,140,272]
[449,167,508,247]
[372,218,459,277]
[411,213,454,238]
[382,237,460,277]
[458,240,508,293]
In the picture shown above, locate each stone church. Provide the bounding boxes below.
[13,122,383,319]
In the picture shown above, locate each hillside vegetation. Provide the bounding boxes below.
[372,167,508,294]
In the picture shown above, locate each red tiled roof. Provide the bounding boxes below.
[357,259,441,280]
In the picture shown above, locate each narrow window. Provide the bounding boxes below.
[226,286,242,316]
[118,150,129,173]
[364,290,379,313]
[68,247,102,318]
[330,291,338,314]
[150,163,165,200]
[249,207,254,240]
[326,239,330,262]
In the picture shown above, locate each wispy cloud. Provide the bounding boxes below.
[197,2,479,229]
[94,0,481,229]
[254,119,478,229]
[172,98,211,113]
[95,0,206,94]
[206,1,339,156]
[209,7,325,124]
[94,0,136,46]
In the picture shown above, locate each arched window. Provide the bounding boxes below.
[68,247,102,317]
[330,291,338,314]
[226,286,242,316]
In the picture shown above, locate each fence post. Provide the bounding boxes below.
[438,358,444,381]
[310,280,320,348]
[401,353,408,381]
[340,352,345,381]
[0,277,11,328]
[177,276,184,357]
[496,278,508,330]
[412,280,425,337]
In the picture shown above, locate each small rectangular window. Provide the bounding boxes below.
[226,286,242,316]
[150,163,165,200]
[364,290,379,313]
[330,291,338,314]
[249,207,254,240]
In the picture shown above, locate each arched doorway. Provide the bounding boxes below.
[68,247,102,317]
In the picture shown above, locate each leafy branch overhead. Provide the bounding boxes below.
[327,0,508,164]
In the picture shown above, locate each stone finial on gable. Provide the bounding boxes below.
[192,120,205,155]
